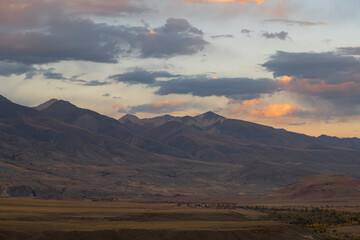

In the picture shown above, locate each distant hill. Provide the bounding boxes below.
[1,95,360,198]
[270,175,360,199]
[319,134,360,150]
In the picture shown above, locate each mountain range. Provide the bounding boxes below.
[1,95,360,198]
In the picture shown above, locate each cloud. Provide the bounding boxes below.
[139,18,208,58]
[154,76,279,100]
[43,71,66,80]
[0,61,36,76]
[42,69,110,86]
[211,34,234,39]
[241,29,252,37]
[338,47,360,56]
[0,1,208,65]
[265,19,326,26]
[125,100,187,114]
[109,69,279,100]
[262,51,360,106]
[102,93,111,97]
[80,80,111,86]
[0,17,132,64]
[185,0,266,5]
[249,104,303,118]
[109,68,180,85]
[262,51,360,84]
[262,31,289,40]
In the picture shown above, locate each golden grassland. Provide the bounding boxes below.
[0,198,325,240]
[1,197,360,239]
[0,198,266,231]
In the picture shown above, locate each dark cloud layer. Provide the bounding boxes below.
[262,31,289,40]
[155,77,278,100]
[0,61,36,76]
[262,51,360,84]
[109,68,180,85]
[0,1,208,67]
[338,47,360,56]
[109,69,278,100]
[262,51,360,105]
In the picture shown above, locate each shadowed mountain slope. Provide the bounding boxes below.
[270,175,360,199]
[1,95,360,198]
[35,100,189,158]
[319,135,360,150]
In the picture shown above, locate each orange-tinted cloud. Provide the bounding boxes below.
[278,75,294,84]
[185,0,266,4]
[112,102,126,110]
[294,79,359,94]
[242,98,263,107]
[150,100,185,108]
[250,104,301,118]
[228,98,263,117]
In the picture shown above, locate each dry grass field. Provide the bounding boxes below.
[0,198,324,240]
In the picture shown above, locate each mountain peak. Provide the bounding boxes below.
[119,114,139,123]
[34,98,58,111]
[191,111,225,127]
[196,111,224,120]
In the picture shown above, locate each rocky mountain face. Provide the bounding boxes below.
[1,95,360,198]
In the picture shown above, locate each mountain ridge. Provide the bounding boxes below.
[1,95,360,198]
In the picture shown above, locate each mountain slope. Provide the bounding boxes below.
[319,135,360,150]
[35,100,189,158]
[0,96,203,197]
[270,175,360,199]
[1,95,360,197]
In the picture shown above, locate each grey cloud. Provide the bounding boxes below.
[154,18,203,35]
[42,69,110,86]
[109,68,180,85]
[241,29,252,37]
[155,77,279,100]
[265,19,326,26]
[43,72,66,80]
[338,47,360,56]
[139,18,208,58]
[79,80,111,86]
[0,18,130,64]
[0,61,36,76]
[262,51,360,84]
[211,34,234,39]
[262,31,289,40]
[0,3,208,65]
[109,69,279,100]
[262,51,360,105]
[102,93,111,97]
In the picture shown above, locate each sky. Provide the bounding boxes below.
[1,0,360,138]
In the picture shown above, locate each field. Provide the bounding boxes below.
[0,198,325,240]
